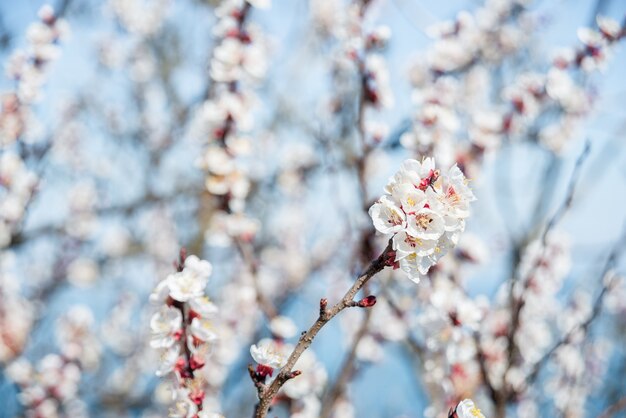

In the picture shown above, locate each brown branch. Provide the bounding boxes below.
[252,240,393,418]
[504,140,591,395]
[598,396,626,418]
[473,331,500,407]
[235,238,278,320]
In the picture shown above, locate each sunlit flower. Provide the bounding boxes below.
[452,398,485,418]
[250,338,287,369]
[150,306,183,348]
[371,158,475,282]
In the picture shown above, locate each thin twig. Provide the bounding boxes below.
[252,240,393,418]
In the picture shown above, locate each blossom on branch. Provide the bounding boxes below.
[449,398,485,418]
[369,158,475,282]
[150,251,220,417]
[250,338,288,377]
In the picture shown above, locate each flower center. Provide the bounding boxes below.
[416,213,433,230]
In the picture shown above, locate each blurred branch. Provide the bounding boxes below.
[235,239,278,320]
[10,187,199,247]
[505,140,592,381]
[599,396,626,418]
[525,229,625,386]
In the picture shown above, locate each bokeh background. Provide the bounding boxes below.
[0,0,625,417]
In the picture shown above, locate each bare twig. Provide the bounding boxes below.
[252,240,393,418]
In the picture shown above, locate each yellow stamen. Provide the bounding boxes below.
[470,407,482,417]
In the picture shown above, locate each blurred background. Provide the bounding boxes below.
[0,0,625,417]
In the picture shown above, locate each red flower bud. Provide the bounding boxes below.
[190,355,205,371]
[256,364,274,378]
[358,295,377,308]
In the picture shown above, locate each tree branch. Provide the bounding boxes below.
[252,240,393,418]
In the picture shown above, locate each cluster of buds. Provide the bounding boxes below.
[369,158,475,283]
[150,250,220,417]
[192,0,271,245]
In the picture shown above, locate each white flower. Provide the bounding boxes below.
[454,399,485,418]
[150,306,182,348]
[149,280,170,304]
[405,207,445,240]
[250,338,287,369]
[169,396,198,418]
[156,345,180,377]
[369,195,406,234]
[66,258,99,287]
[188,296,219,318]
[189,317,218,343]
[269,316,298,339]
[166,270,208,302]
[183,255,213,279]
[393,231,437,258]
[597,16,621,39]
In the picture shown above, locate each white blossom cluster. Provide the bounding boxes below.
[505,15,624,152]
[369,158,475,283]
[0,5,68,249]
[0,253,35,363]
[7,355,87,418]
[324,1,394,142]
[3,5,69,111]
[404,6,625,165]
[402,0,533,173]
[5,306,99,418]
[108,0,171,36]
[424,1,531,74]
[191,0,270,245]
[0,152,38,248]
[150,254,221,417]
[415,280,487,411]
